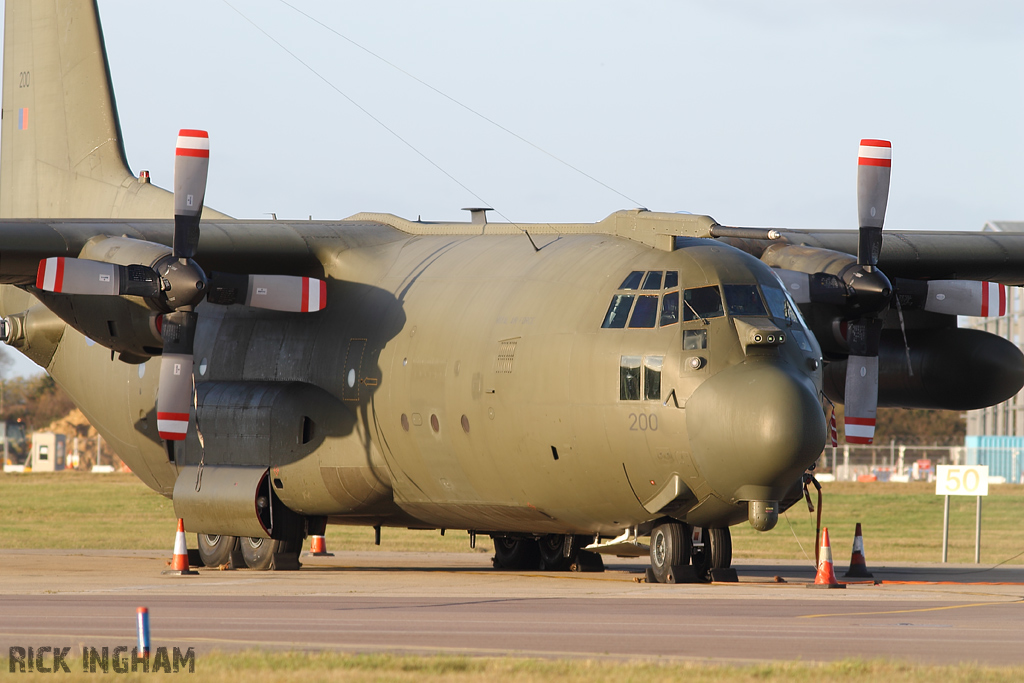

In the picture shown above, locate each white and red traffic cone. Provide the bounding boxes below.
[809,527,845,589]
[306,534,334,557]
[844,522,874,578]
[162,519,198,575]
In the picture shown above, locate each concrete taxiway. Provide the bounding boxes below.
[1,549,1022,665]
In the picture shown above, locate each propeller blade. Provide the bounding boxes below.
[844,355,878,444]
[856,139,891,267]
[773,269,848,306]
[207,273,327,312]
[924,280,1006,317]
[36,258,163,298]
[156,310,197,441]
[843,319,883,444]
[36,257,118,295]
[173,129,210,260]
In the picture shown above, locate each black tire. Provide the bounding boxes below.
[692,527,732,581]
[491,536,541,570]
[649,521,690,584]
[240,536,302,571]
[538,534,573,571]
[196,534,238,568]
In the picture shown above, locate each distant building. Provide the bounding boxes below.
[29,432,67,472]
[964,221,1024,482]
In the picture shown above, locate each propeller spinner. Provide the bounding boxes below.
[35,129,328,442]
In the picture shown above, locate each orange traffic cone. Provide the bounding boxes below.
[306,534,334,557]
[844,522,874,578]
[809,527,845,589]
[162,519,198,575]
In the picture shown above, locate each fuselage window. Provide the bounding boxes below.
[660,291,679,326]
[620,355,664,401]
[628,295,659,328]
[683,328,707,350]
[723,284,768,317]
[664,271,679,289]
[602,294,635,328]
[619,271,644,290]
[642,271,663,290]
[683,286,724,321]
[644,356,663,401]
[620,356,642,400]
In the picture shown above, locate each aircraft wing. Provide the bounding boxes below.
[749,229,1024,285]
[0,218,401,285]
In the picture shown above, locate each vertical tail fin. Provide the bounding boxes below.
[1,0,172,218]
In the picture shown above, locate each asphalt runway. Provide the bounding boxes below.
[1,549,1023,665]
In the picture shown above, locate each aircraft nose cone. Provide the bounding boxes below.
[686,360,825,503]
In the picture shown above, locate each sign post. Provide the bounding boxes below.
[935,465,988,563]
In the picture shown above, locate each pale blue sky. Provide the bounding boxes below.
[2,1,1023,377]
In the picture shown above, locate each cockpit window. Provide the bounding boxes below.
[642,271,663,290]
[619,271,644,290]
[683,286,724,321]
[762,284,795,324]
[660,291,679,326]
[628,295,659,328]
[602,271,684,329]
[602,295,634,328]
[723,284,768,317]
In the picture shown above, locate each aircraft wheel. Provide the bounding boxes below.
[649,520,690,584]
[196,533,238,568]
[691,527,732,581]
[491,536,541,570]
[240,536,302,571]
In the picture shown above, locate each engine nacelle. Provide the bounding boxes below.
[30,236,175,362]
[823,327,1024,410]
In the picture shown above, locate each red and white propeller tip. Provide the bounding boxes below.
[925,281,1006,317]
[37,257,119,296]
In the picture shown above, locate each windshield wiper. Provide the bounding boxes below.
[682,298,709,325]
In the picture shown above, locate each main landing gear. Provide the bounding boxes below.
[492,534,604,572]
[647,520,732,584]
[195,532,303,571]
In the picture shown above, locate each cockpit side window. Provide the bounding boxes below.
[660,291,679,326]
[723,284,768,317]
[683,286,724,321]
[619,271,644,290]
[602,295,635,328]
[762,284,795,324]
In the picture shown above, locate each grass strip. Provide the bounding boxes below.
[1,473,1022,565]
[2,651,1022,682]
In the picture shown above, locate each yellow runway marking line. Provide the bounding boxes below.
[798,598,1024,619]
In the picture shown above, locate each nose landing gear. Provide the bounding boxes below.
[647,521,733,584]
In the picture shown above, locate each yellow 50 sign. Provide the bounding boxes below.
[935,465,989,497]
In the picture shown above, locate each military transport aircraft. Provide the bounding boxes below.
[3,1,1023,582]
